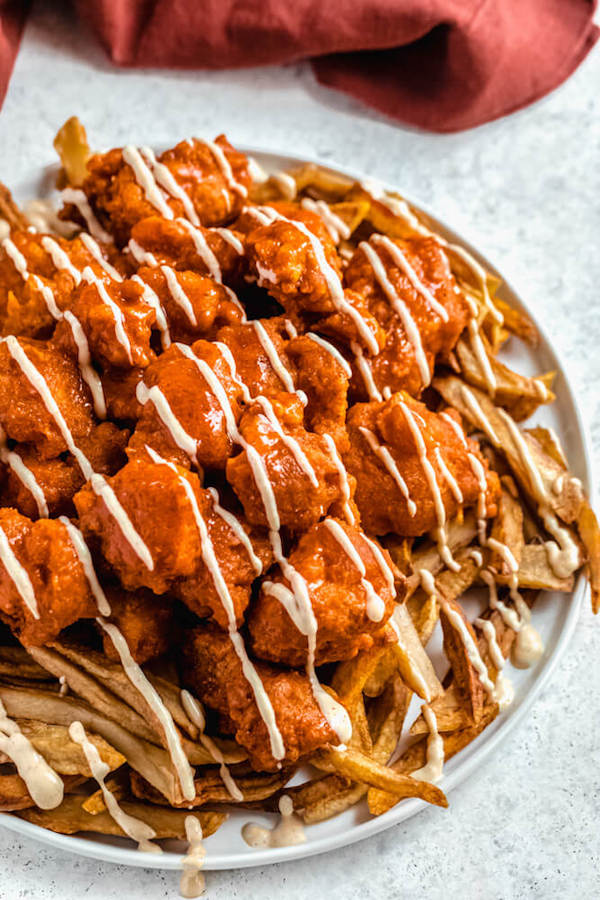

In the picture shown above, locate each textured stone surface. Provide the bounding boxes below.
[0,3,599,898]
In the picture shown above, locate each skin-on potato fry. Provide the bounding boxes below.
[390,604,443,701]
[53,116,91,188]
[440,599,486,726]
[312,746,447,809]
[13,720,125,776]
[130,766,292,808]
[0,182,29,231]
[0,772,85,812]
[18,795,226,840]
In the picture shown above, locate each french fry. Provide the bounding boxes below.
[13,720,124,776]
[513,544,575,592]
[130,766,292,807]
[390,604,443,701]
[0,646,53,681]
[454,336,554,420]
[0,773,84,812]
[53,116,91,188]
[0,685,185,805]
[18,795,226,840]
[368,705,498,816]
[488,488,524,577]
[312,746,447,809]
[577,502,600,613]
[491,297,539,346]
[440,599,485,726]
[81,773,126,815]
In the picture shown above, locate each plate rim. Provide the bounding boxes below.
[0,145,593,871]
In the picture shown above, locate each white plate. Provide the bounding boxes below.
[0,149,593,871]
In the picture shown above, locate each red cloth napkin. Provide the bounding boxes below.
[1,0,598,131]
[0,0,29,110]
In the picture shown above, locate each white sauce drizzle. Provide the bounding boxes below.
[0,428,48,518]
[139,147,200,227]
[251,321,297,395]
[248,206,378,354]
[0,699,64,808]
[410,704,444,782]
[129,239,158,267]
[61,189,113,244]
[206,487,262,575]
[433,446,463,504]
[82,267,133,364]
[242,794,306,849]
[69,720,160,852]
[473,618,514,710]
[305,332,352,377]
[359,425,416,516]
[323,518,386,622]
[322,433,355,525]
[177,218,222,282]
[98,618,196,801]
[136,381,198,461]
[360,240,430,386]
[459,384,499,444]
[197,139,247,198]
[271,172,297,200]
[41,236,81,285]
[254,396,318,486]
[0,525,38,618]
[180,815,206,898]
[58,515,111,616]
[300,198,350,243]
[373,234,449,322]
[79,232,122,281]
[180,690,243,801]
[351,341,382,401]
[122,145,174,219]
[401,403,459,572]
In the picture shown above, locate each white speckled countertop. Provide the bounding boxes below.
[0,3,599,898]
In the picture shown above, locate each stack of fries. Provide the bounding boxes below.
[0,121,597,853]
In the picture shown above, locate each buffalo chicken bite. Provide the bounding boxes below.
[74,458,206,594]
[128,216,243,285]
[226,392,345,532]
[63,136,251,246]
[100,586,174,665]
[0,337,94,458]
[127,340,244,470]
[0,229,124,337]
[0,509,98,646]
[1,423,127,519]
[346,394,500,536]
[133,265,242,345]
[342,235,470,399]
[241,203,385,351]
[248,518,401,667]
[181,627,342,771]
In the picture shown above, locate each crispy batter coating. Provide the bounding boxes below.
[101,586,173,665]
[129,216,243,283]
[0,509,97,646]
[0,230,123,337]
[346,394,500,535]
[57,275,156,370]
[64,136,251,245]
[127,341,244,470]
[248,518,401,666]
[174,490,272,629]
[74,458,205,594]
[226,392,345,532]
[216,317,296,399]
[101,367,144,421]
[285,333,350,446]
[134,265,243,344]
[181,627,340,771]
[343,235,470,398]
[0,338,93,458]
[241,203,384,351]
[1,423,128,519]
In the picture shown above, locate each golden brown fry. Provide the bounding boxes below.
[81,773,126,815]
[368,705,498,816]
[440,599,485,726]
[454,336,554,420]
[492,298,539,346]
[577,502,600,613]
[515,544,575,592]
[0,685,185,805]
[313,746,447,809]
[0,646,53,681]
[0,773,84,812]
[53,116,91,188]
[331,643,393,706]
[488,488,524,577]
[400,514,478,600]
[18,795,226,840]
[14,720,124,776]
[130,766,292,807]
[409,548,482,646]
[391,605,443,701]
